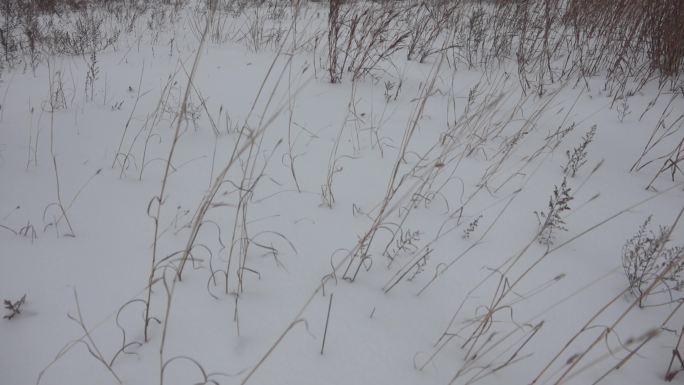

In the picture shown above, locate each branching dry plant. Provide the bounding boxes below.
[534,177,573,246]
[3,294,26,320]
[563,124,596,177]
[622,215,684,307]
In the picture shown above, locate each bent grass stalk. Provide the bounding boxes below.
[143,0,216,343]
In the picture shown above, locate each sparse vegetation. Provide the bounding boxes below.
[622,215,684,307]
[563,124,596,178]
[3,294,26,320]
[1,2,684,385]
[535,177,573,246]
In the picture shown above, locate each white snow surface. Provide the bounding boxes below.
[1,3,683,385]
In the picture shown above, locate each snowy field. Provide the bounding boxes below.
[1,1,684,385]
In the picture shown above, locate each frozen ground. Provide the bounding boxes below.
[1,2,683,385]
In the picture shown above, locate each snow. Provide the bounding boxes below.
[1,2,683,385]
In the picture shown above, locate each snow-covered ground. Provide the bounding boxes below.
[1,2,683,385]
